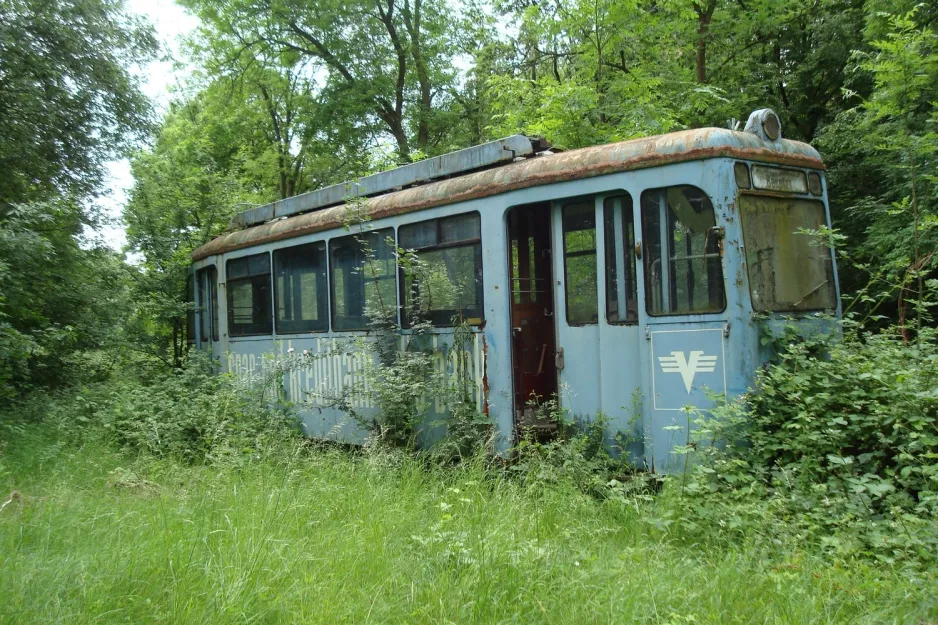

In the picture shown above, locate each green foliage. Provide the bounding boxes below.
[678,323,938,566]
[0,201,132,396]
[0,0,157,203]
[5,353,301,465]
[182,28,372,199]
[820,6,938,324]
[510,398,640,499]
[98,361,299,463]
[0,0,156,395]
[180,0,462,161]
[2,426,935,623]
[123,94,267,368]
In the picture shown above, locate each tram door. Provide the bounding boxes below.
[507,204,558,437]
[551,194,644,460]
[636,184,730,473]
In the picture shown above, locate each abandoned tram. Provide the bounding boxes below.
[189,108,840,472]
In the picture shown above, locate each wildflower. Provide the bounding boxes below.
[303,349,309,356]
[287,347,295,353]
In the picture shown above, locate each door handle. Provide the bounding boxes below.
[555,347,565,371]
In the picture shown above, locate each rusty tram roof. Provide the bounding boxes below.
[191,127,823,261]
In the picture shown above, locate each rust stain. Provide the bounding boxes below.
[193,128,825,261]
[739,189,818,201]
[480,332,490,416]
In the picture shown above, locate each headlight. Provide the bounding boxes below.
[744,108,783,142]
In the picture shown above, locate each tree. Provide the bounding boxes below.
[0,0,156,394]
[483,0,706,147]
[123,95,257,367]
[0,0,157,204]
[180,0,461,162]
[0,201,133,395]
[824,8,938,335]
[184,29,372,200]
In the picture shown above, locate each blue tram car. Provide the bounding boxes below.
[190,108,839,472]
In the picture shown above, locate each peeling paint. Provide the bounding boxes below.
[191,128,823,261]
[480,332,490,416]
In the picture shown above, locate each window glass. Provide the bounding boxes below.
[186,274,195,345]
[440,213,480,243]
[330,228,396,331]
[274,242,328,333]
[209,268,218,341]
[196,265,218,343]
[602,195,637,323]
[641,186,725,315]
[562,202,598,324]
[509,211,544,306]
[740,196,836,311]
[400,213,483,327]
[226,253,272,336]
[399,221,437,249]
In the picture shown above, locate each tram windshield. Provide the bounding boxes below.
[740,196,836,312]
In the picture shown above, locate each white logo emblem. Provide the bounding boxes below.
[658,351,718,393]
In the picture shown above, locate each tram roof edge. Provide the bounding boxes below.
[229,134,545,231]
[192,127,823,262]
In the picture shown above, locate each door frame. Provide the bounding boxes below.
[505,203,559,437]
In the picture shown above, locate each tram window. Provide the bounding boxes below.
[641,186,725,315]
[603,194,638,323]
[196,265,219,342]
[562,202,599,324]
[330,228,396,331]
[185,274,195,345]
[226,253,273,336]
[274,242,328,333]
[399,213,483,327]
[740,196,836,311]
[511,236,539,304]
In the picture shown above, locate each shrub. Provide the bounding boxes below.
[509,399,640,498]
[2,352,302,465]
[681,325,938,565]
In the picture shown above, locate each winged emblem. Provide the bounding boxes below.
[658,350,718,393]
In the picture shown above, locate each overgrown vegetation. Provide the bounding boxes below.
[3,353,300,465]
[0,367,934,624]
[675,324,938,567]
[2,0,938,620]
[4,431,935,624]
[3,311,938,621]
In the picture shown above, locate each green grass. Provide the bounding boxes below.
[1,434,935,624]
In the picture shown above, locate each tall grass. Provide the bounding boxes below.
[1,431,934,624]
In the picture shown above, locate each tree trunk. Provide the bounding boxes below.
[910,141,922,336]
[694,0,717,83]
[403,0,431,151]
[377,0,411,161]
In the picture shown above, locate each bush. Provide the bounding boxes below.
[750,327,938,513]
[2,352,301,466]
[680,325,938,566]
[509,399,641,498]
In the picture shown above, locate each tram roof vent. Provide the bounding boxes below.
[230,134,551,230]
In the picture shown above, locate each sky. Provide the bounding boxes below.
[93,0,200,254]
